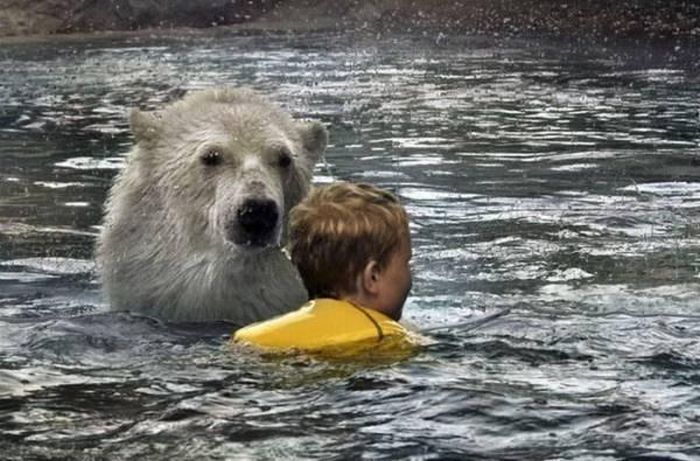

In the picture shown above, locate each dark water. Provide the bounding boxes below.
[1,29,699,459]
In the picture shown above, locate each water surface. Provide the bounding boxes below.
[1,30,699,459]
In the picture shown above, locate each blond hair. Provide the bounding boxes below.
[289,182,409,298]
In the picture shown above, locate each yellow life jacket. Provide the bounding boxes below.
[232,298,420,359]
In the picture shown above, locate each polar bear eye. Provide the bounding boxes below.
[277,147,292,168]
[277,148,293,169]
[201,148,222,167]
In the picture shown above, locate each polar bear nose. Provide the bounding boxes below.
[230,198,280,246]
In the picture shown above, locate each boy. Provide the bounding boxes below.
[232,181,418,357]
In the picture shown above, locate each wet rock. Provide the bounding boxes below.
[224,0,700,39]
[60,0,280,33]
[0,0,698,39]
[0,0,279,36]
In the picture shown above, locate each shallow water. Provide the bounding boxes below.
[1,30,699,459]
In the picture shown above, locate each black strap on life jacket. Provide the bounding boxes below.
[347,302,384,342]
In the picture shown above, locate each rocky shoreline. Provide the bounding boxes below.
[1,0,699,40]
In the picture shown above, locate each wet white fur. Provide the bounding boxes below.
[96,88,327,324]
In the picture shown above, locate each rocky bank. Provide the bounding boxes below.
[0,0,698,39]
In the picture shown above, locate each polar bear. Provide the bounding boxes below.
[96,88,327,324]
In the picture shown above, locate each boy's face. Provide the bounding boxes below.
[374,235,413,321]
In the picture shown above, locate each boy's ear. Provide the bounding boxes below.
[360,260,382,295]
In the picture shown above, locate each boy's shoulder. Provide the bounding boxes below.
[232,298,413,353]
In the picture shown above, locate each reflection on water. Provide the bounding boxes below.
[1,31,699,459]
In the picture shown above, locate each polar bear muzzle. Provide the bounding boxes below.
[228,197,280,247]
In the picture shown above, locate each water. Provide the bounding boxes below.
[1,29,699,459]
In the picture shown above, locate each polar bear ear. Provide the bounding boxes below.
[129,109,162,145]
[298,121,328,162]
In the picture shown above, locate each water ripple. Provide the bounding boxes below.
[0,30,699,459]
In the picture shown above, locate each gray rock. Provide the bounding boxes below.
[0,0,277,36]
[61,0,278,32]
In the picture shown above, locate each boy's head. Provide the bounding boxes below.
[289,182,412,320]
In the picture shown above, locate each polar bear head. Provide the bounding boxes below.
[128,87,328,252]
